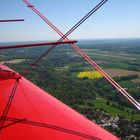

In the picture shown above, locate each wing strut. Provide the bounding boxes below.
[0,40,77,50]
[22,0,140,111]
[0,19,24,22]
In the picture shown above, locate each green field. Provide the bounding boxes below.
[94,97,140,120]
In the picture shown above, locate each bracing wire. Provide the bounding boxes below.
[0,116,102,140]
[22,0,108,76]
[0,79,19,132]
[22,0,140,111]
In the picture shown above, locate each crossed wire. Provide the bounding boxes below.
[22,0,108,76]
[23,0,140,111]
[0,0,139,139]
[0,116,102,140]
[0,1,108,139]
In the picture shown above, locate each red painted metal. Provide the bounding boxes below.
[0,69,21,80]
[0,40,77,50]
[0,64,119,140]
[23,0,140,110]
[0,19,24,22]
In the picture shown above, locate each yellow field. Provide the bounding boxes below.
[77,71,103,79]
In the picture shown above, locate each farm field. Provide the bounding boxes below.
[77,71,103,79]
[94,97,140,120]
[104,69,140,77]
[77,69,140,79]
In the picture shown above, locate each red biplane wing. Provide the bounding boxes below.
[0,64,119,140]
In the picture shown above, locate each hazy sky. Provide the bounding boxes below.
[0,0,140,42]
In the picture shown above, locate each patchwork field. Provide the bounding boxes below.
[77,69,140,81]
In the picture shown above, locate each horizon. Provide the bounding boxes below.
[0,0,140,42]
[0,37,140,44]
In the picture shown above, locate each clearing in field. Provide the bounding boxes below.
[77,71,103,79]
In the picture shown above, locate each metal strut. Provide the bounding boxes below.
[22,0,140,111]
[0,40,77,50]
[0,19,24,22]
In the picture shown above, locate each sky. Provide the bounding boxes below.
[0,0,140,42]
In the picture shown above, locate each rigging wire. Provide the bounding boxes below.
[22,0,140,111]
[0,116,102,140]
[0,1,139,139]
[22,0,108,76]
[1,119,26,129]
[0,79,20,132]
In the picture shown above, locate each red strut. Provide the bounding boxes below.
[0,40,77,50]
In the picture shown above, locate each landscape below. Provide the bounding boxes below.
[0,39,140,139]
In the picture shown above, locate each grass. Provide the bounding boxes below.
[101,62,129,69]
[119,81,137,88]
[94,97,140,120]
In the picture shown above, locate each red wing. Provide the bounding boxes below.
[0,64,119,140]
